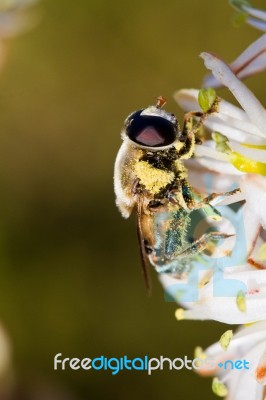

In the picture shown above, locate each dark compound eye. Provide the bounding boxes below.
[125,110,178,148]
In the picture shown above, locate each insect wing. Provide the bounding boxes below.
[136,198,152,295]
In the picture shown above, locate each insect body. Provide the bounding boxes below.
[114,97,234,292]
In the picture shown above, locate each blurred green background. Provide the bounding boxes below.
[0,0,264,398]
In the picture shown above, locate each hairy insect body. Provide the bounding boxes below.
[115,131,203,275]
[114,99,235,290]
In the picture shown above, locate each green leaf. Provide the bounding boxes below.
[198,88,217,113]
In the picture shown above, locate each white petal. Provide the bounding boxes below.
[200,322,266,399]
[250,236,266,266]
[162,269,266,324]
[193,156,244,176]
[230,141,266,163]
[175,89,266,144]
[200,52,266,138]
[204,35,266,87]
[255,346,266,384]
[206,322,266,357]
[205,116,265,144]
[247,17,266,31]
[175,88,249,122]
[241,204,262,256]
[194,144,229,162]
[224,344,265,400]
[218,99,254,122]
[241,175,266,229]
[243,6,266,22]
[186,159,242,193]
[182,295,266,324]
[237,53,266,80]
[174,89,201,112]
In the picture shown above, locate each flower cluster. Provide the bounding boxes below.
[160,2,266,398]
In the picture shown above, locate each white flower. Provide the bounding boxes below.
[230,0,266,31]
[197,322,266,400]
[161,261,266,324]
[203,34,266,89]
[160,40,266,325]
[178,52,266,206]
[163,37,266,400]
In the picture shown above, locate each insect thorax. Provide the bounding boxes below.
[133,146,189,202]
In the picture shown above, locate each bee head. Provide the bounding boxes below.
[124,97,180,150]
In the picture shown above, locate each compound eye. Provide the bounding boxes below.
[125,110,177,147]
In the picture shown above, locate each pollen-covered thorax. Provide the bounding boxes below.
[134,160,175,195]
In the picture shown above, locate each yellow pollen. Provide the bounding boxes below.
[134,161,175,194]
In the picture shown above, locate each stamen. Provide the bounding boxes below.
[219,330,233,351]
[194,346,207,360]
[212,377,228,397]
[236,290,247,312]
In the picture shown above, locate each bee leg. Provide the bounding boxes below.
[175,231,234,258]
[201,188,241,205]
[177,133,195,159]
[179,111,203,143]
[186,188,242,225]
[185,189,240,222]
[155,232,234,274]
[178,110,208,158]
[180,103,219,145]
[183,111,203,134]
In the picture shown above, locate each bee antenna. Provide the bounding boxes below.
[156,96,166,109]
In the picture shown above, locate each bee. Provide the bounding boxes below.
[114,96,237,293]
